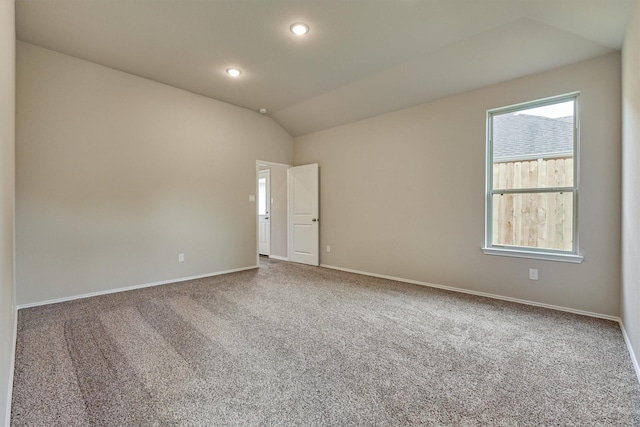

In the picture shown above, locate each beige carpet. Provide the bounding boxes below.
[11,259,640,425]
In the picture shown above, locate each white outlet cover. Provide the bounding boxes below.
[249,195,255,202]
[529,268,538,280]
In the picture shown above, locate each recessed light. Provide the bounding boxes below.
[290,22,309,36]
[226,68,242,77]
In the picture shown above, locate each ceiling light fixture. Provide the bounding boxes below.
[226,68,242,77]
[290,22,309,36]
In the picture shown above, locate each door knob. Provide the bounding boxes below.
[312,218,319,222]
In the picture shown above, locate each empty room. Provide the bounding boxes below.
[2,0,640,425]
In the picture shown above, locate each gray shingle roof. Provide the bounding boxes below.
[493,114,573,161]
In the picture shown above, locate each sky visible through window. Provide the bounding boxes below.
[513,100,574,118]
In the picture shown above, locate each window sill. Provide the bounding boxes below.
[482,247,584,263]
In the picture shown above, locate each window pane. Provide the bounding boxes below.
[493,100,574,190]
[492,192,573,251]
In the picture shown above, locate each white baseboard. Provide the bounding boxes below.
[620,321,640,384]
[268,255,289,261]
[6,300,17,427]
[17,266,258,310]
[320,264,620,322]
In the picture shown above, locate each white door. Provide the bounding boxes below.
[288,163,319,265]
[258,169,270,256]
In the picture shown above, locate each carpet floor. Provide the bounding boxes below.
[11,259,640,426]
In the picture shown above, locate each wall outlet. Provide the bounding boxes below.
[326,245,331,252]
[249,195,255,202]
[529,268,538,280]
[178,253,185,263]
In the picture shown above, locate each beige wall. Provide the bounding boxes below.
[622,0,640,371]
[0,0,15,423]
[295,52,621,317]
[16,42,293,305]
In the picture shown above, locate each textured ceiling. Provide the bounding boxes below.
[15,0,633,136]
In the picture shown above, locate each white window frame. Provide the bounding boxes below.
[482,93,583,263]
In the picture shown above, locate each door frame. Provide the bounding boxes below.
[256,160,291,266]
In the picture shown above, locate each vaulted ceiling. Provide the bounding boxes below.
[15,0,633,136]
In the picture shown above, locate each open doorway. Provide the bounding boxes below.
[258,169,271,256]
[256,161,290,264]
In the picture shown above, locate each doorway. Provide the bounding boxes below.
[255,161,320,266]
[258,169,270,256]
[256,161,291,264]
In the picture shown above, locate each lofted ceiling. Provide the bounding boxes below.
[15,0,633,137]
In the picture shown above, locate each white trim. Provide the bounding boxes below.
[482,247,584,263]
[16,266,258,310]
[267,255,289,261]
[319,264,617,321]
[6,303,17,427]
[257,160,292,169]
[494,151,573,163]
[620,321,640,385]
[8,156,16,426]
[489,91,581,116]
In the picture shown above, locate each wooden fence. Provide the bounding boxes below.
[492,157,573,251]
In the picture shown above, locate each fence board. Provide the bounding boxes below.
[492,157,573,251]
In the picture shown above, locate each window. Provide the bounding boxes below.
[484,93,583,263]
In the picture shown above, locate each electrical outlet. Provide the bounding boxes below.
[529,268,538,280]
[178,253,185,263]
[326,245,331,252]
